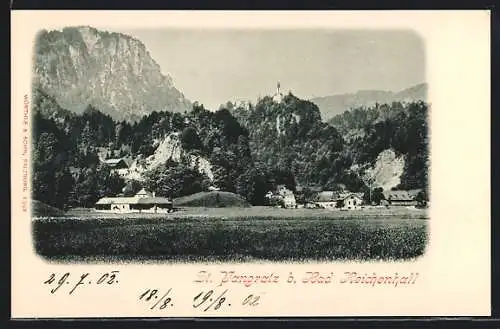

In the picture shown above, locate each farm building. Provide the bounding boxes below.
[95,188,173,213]
[315,191,364,210]
[382,190,418,206]
[102,158,130,176]
[316,191,340,209]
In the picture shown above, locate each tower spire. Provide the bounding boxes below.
[273,81,283,103]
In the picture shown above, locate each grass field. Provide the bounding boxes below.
[33,207,429,263]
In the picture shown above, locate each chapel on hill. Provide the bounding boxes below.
[273,81,284,103]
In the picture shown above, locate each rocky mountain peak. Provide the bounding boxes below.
[33,26,191,121]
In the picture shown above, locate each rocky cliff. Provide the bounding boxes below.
[126,132,214,182]
[33,26,192,121]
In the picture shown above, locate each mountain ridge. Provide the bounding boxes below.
[310,82,427,121]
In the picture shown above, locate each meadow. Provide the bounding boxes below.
[32,207,429,263]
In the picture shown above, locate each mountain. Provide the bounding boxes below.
[33,26,192,121]
[310,83,427,121]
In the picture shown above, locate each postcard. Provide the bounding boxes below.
[11,10,490,318]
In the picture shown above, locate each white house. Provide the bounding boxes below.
[277,185,297,208]
[283,193,297,209]
[341,193,363,210]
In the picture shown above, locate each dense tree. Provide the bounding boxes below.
[32,120,73,208]
[180,126,203,151]
[122,179,143,196]
[143,162,210,198]
[335,199,345,209]
[363,187,385,205]
[235,166,270,205]
[69,165,125,207]
[295,187,318,205]
[53,168,75,210]
[415,190,429,207]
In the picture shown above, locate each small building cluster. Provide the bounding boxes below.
[266,184,425,211]
[102,158,130,177]
[95,188,173,213]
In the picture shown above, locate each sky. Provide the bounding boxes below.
[115,28,425,110]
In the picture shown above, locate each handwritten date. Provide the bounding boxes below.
[193,289,228,311]
[43,271,119,295]
[137,287,262,312]
[193,288,262,312]
[139,288,174,310]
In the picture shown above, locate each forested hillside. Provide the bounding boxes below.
[328,100,429,190]
[232,95,429,194]
[32,90,265,209]
[32,89,429,210]
[231,93,356,191]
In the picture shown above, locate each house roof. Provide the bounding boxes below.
[95,188,166,205]
[407,189,423,197]
[317,192,363,203]
[103,158,124,164]
[95,197,138,205]
[343,193,363,200]
[136,188,153,197]
[102,158,129,168]
[317,191,340,202]
[383,190,415,201]
[296,185,322,193]
[95,196,172,205]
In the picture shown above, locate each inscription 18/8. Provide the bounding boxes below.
[139,288,173,310]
